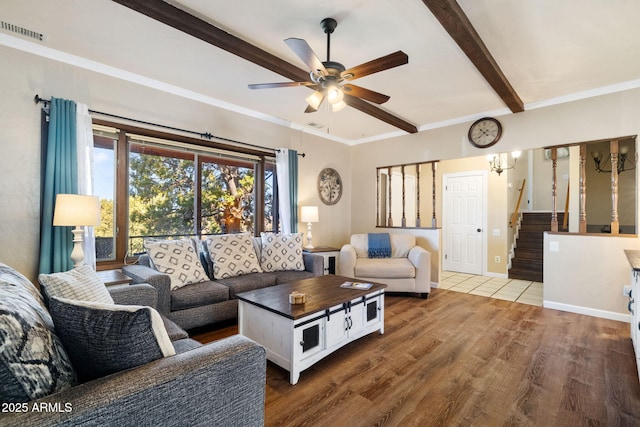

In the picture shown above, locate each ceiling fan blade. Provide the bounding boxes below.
[285,38,328,75]
[343,94,418,134]
[342,84,390,104]
[248,81,315,89]
[342,51,409,81]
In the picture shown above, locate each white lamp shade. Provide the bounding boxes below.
[327,86,344,104]
[305,91,324,110]
[300,206,319,223]
[332,100,347,112]
[53,194,101,226]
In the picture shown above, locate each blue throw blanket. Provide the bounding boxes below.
[368,233,391,258]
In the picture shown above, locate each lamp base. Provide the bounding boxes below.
[305,222,315,249]
[70,226,86,268]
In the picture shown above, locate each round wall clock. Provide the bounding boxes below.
[468,117,502,148]
[318,167,342,205]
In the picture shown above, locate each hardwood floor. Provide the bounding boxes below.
[191,289,640,426]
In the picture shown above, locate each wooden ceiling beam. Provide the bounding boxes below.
[422,0,524,113]
[112,0,419,134]
[344,95,419,134]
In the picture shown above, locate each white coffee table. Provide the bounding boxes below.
[236,275,386,384]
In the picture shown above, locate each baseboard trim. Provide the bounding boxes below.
[543,300,631,323]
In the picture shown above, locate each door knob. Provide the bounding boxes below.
[477,228,482,232]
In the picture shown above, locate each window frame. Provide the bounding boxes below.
[93,118,276,269]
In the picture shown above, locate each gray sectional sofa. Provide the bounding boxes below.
[0,262,266,427]
[123,234,324,330]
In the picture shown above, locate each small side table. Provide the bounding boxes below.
[97,269,133,286]
[303,246,341,275]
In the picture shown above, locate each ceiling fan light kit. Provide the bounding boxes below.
[248,17,410,125]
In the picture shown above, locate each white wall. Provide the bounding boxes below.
[544,233,640,320]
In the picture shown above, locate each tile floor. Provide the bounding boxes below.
[439,271,543,306]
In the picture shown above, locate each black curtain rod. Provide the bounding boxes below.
[34,94,305,157]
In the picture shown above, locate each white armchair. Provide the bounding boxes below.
[339,234,431,298]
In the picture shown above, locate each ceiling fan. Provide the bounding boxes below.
[248,18,409,114]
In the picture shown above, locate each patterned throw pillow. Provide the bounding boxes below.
[260,233,305,272]
[205,233,263,279]
[38,264,114,304]
[0,263,76,402]
[48,296,175,383]
[144,239,208,290]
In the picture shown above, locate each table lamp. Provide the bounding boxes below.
[300,206,319,249]
[53,194,101,267]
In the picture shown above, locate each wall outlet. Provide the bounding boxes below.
[624,285,632,297]
[492,229,500,237]
[494,256,501,263]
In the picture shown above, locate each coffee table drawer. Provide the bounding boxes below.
[294,317,325,360]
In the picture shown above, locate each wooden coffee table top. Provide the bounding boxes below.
[236,275,386,320]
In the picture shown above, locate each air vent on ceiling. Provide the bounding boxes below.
[306,122,324,129]
[1,20,45,42]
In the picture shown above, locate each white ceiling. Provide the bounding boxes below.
[4,0,640,144]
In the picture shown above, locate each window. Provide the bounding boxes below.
[93,126,118,262]
[92,122,276,267]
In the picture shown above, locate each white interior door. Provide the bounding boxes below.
[443,172,486,275]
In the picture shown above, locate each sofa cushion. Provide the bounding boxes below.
[162,316,189,341]
[206,233,263,279]
[260,233,304,272]
[38,264,114,304]
[216,272,277,298]
[0,263,76,403]
[145,239,209,290]
[270,270,316,284]
[350,234,370,259]
[171,280,230,311]
[389,234,416,258]
[172,338,203,354]
[355,258,416,279]
[48,296,175,383]
[350,234,416,259]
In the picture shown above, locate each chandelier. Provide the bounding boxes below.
[592,146,636,173]
[487,151,521,175]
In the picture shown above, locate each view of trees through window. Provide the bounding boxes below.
[92,125,275,264]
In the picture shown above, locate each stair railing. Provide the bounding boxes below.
[509,178,526,228]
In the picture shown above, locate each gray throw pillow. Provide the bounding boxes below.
[0,263,76,402]
[48,296,175,383]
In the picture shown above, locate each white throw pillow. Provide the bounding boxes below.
[260,233,305,272]
[144,239,208,290]
[38,264,114,304]
[206,233,263,279]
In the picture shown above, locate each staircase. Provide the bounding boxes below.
[509,212,565,283]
